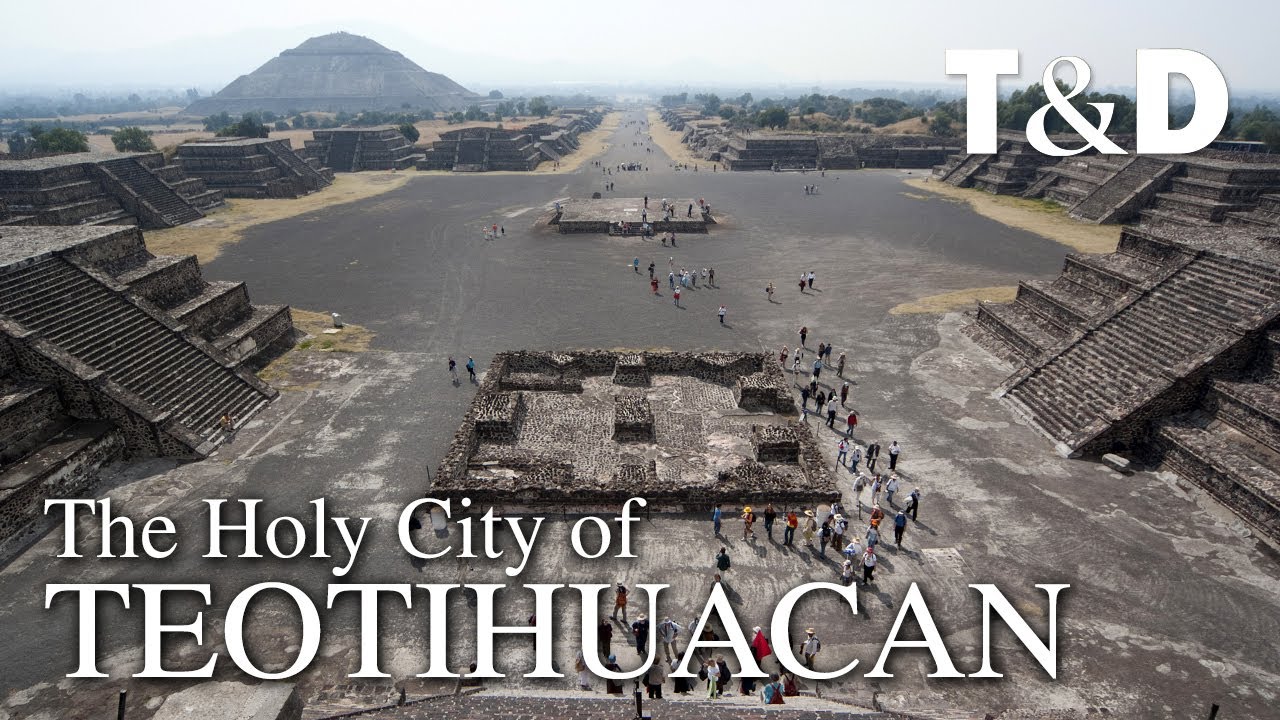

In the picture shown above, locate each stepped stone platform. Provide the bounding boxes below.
[0,225,293,543]
[419,127,543,172]
[175,137,333,198]
[0,152,223,229]
[432,350,838,510]
[968,223,1280,543]
[723,135,820,171]
[552,198,714,234]
[303,126,422,172]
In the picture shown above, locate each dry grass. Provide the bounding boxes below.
[646,109,703,166]
[890,286,1017,315]
[414,112,622,176]
[144,171,416,263]
[902,177,1121,254]
[257,309,376,388]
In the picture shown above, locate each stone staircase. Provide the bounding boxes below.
[0,256,273,444]
[1067,156,1175,223]
[98,157,204,226]
[261,140,333,191]
[937,152,991,187]
[1000,249,1280,455]
[326,131,361,172]
[1154,328,1280,542]
[1227,193,1280,228]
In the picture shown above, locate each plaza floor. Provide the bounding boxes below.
[1,110,1277,720]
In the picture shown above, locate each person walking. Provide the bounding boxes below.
[846,411,857,437]
[612,582,629,621]
[715,547,732,574]
[718,305,727,325]
[575,651,592,691]
[906,488,921,521]
[817,518,832,557]
[799,276,807,293]
[792,353,802,375]
[840,382,850,406]
[843,535,863,563]
[837,351,846,377]
[651,277,660,294]
[669,271,676,290]
[741,506,756,540]
[784,510,798,545]
[836,438,848,466]
[802,509,817,546]
[866,442,880,473]
[800,386,810,410]
[466,356,476,382]
[658,616,681,661]
[814,389,826,411]
[709,267,715,286]
[850,444,862,472]
[763,504,777,540]
[841,558,855,586]
[448,356,457,381]
[633,257,640,273]
[861,546,878,585]
[648,261,655,279]
[766,282,774,302]
[799,326,808,347]
[800,629,821,669]
[888,441,901,470]
[645,657,665,699]
[712,504,723,536]
[598,618,614,657]
[779,345,789,366]
[631,614,650,657]
[893,510,907,547]
[812,357,823,379]
[673,287,681,307]
[871,475,883,506]
[807,271,815,289]
[886,474,900,506]
[826,397,838,428]
[705,658,721,698]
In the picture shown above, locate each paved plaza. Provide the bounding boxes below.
[2,110,1278,720]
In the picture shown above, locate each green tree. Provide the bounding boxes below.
[756,107,790,129]
[929,108,958,137]
[202,111,234,132]
[703,93,721,116]
[398,122,420,143]
[110,126,156,152]
[718,107,736,120]
[215,113,269,138]
[31,125,90,153]
[529,96,550,118]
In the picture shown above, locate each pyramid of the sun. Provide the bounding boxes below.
[184,32,479,115]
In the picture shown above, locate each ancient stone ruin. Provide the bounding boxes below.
[0,153,223,229]
[0,225,293,542]
[419,112,603,172]
[969,221,1280,544]
[433,350,838,510]
[175,137,333,198]
[933,131,1280,227]
[552,198,714,234]
[302,127,422,172]
[183,32,479,115]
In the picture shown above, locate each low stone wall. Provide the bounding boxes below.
[0,422,124,543]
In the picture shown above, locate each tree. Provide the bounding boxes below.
[202,111,234,132]
[928,108,958,138]
[703,93,721,116]
[31,125,90,153]
[111,126,155,152]
[756,107,790,129]
[274,120,290,131]
[489,89,504,99]
[464,105,487,121]
[737,92,753,106]
[185,88,200,101]
[398,122,420,143]
[215,113,269,138]
[719,107,736,120]
[529,96,550,118]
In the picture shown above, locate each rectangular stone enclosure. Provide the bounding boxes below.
[434,351,839,511]
[552,198,714,234]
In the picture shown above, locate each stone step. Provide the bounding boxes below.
[1210,379,1280,456]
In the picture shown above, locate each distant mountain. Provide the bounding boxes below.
[184,32,479,115]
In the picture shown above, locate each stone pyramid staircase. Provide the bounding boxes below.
[97,157,204,227]
[261,140,333,191]
[325,132,360,172]
[999,246,1280,455]
[0,255,274,449]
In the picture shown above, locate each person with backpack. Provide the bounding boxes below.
[817,519,833,557]
[800,628,821,669]
[741,505,756,540]
[612,582,629,621]
[465,356,476,381]
[715,547,731,573]
[763,504,777,540]
[658,616,681,661]
[631,614,650,657]
[783,510,798,545]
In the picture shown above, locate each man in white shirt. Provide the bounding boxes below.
[800,628,821,669]
[658,616,681,661]
[888,440,901,470]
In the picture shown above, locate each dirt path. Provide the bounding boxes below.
[646,109,704,166]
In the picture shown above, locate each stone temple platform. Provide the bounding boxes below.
[552,198,713,234]
[433,350,839,510]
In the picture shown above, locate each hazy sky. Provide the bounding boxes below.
[3,0,1278,94]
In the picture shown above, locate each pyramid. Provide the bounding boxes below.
[185,32,479,116]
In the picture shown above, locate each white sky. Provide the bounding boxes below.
[2,0,1278,94]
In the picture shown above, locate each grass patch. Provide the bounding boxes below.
[257,309,376,387]
[903,177,1120,255]
[890,286,1018,315]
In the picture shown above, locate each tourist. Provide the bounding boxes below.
[658,616,681,661]
[633,257,640,273]
[782,671,799,696]
[650,277,659,294]
[673,287,681,307]
[800,386,810,409]
[779,345,789,366]
[815,389,826,410]
[866,523,880,551]
[800,629,821,669]
[862,546,878,585]
[907,488,921,521]
[837,352,846,377]
[886,474,900,506]
[741,505,755,539]
[840,382,850,406]
[833,513,848,549]
[766,282,775,302]
[888,440,901,470]
[799,326,808,346]
[448,356,457,381]
[575,651,591,691]
[598,618,613,657]
[812,357,822,379]
[783,510,798,545]
[826,397,838,428]
[837,438,848,466]
[648,262,655,279]
[645,656,665,698]
[866,442,880,472]
[669,271,676,290]
[603,656,624,694]
[818,342,826,358]
[672,658,692,694]
[802,509,817,546]
[708,267,715,286]
[718,305,727,325]
[871,476,883,505]
[631,613,650,657]
[799,276,807,293]
[843,535,863,563]
[850,445,862,473]
[712,503,722,536]
[750,625,773,668]
[842,559,855,585]
[807,271,815,289]
[715,546,731,573]
[704,658,720,698]
[466,356,476,382]
[894,510,907,547]
[817,518,832,557]
[612,582,629,621]
[792,354,802,375]
[716,656,732,697]
[760,503,777,539]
